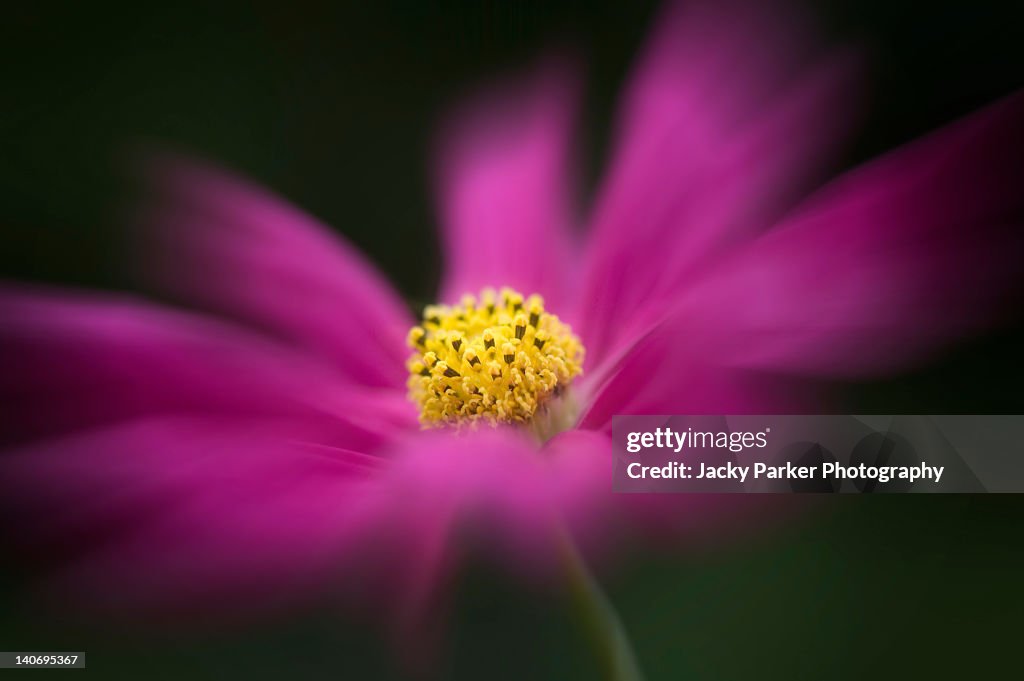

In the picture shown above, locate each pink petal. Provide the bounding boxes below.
[0,285,416,449]
[137,153,414,389]
[578,331,817,433]
[663,91,1024,378]
[0,416,390,621]
[379,427,612,580]
[579,0,861,368]
[433,60,580,315]
[0,419,610,633]
[581,92,1024,425]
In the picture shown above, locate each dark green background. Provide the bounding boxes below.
[2,1,1022,678]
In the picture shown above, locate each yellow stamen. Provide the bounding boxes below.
[406,287,584,428]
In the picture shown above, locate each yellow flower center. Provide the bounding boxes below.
[407,288,584,429]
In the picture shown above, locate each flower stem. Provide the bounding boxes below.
[559,534,646,681]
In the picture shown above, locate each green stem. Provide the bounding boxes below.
[560,533,646,681]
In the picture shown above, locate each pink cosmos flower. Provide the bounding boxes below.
[2,0,1022,661]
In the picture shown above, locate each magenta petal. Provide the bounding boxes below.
[0,417,609,626]
[139,154,414,389]
[379,427,612,580]
[660,92,1024,378]
[433,61,580,314]
[578,331,815,433]
[0,286,415,448]
[581,92,1024,427]
[0,416,389,619]
[579,1,860,367]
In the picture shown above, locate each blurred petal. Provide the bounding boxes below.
[434,60,580,315]
[0,416,388,620]
[0,420,611,634]
[580,0,860,367]
[578,330,815,433]
[138,154,414,389]
[581,92,1024,426]
[666,91,1024,377]
[0,285,415,449]
[381,427,612,579]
